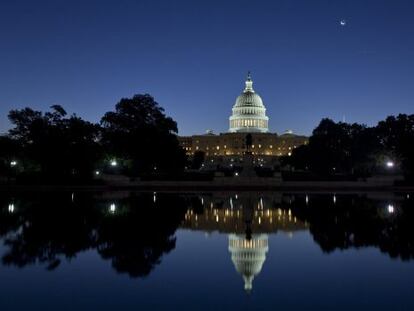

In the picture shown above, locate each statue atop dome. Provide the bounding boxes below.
[244,71,254,92]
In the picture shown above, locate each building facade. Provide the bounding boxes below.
[179,73,308,158]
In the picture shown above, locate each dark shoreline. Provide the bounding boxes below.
[1,182,414,192]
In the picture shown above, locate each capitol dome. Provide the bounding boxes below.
[229,73,269,133]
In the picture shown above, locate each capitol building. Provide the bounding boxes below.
[179,73,307,158]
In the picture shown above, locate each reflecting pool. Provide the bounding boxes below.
[0,191,414,310]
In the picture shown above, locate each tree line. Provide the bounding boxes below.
[0,94,186,182]
[283,115,414,181]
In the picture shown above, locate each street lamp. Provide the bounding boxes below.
[109,203,116,214]
[110,160,117,167]
[386,161,394,168]
[10,160,17,167]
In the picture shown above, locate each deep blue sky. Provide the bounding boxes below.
[1,0,413,136]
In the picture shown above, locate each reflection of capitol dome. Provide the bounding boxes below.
[228,234,269,292]
[229,72,269,133]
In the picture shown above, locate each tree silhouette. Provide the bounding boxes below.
[377,114,414,180]
[101,94,186,176]
[7,105,102,181]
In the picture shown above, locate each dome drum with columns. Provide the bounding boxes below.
[229,72,269,133]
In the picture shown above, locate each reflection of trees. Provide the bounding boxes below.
[97,194,187,277]
[0,193,187,277]
[1,191,414,277]
[282,194,414,260]
[0,194,96,269]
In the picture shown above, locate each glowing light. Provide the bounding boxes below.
[386,161,394,168]
[333,194,337,204]
[8,204,14,213]
[110,160,117,167]
[387,204,394,214]
[10,161,17,167]
[305,195,309,205]
[153,192,157,203]
[340,19,346,26]
[109,203,116,213]
[235,172,239,176]
[95,170,100,175]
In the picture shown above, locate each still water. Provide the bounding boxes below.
[0,191,414,310]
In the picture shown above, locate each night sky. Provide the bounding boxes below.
[1,0,413,136]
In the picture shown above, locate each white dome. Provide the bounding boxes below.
[229,73,269,133]
[234,91,264,108]
[228,234,269,292]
